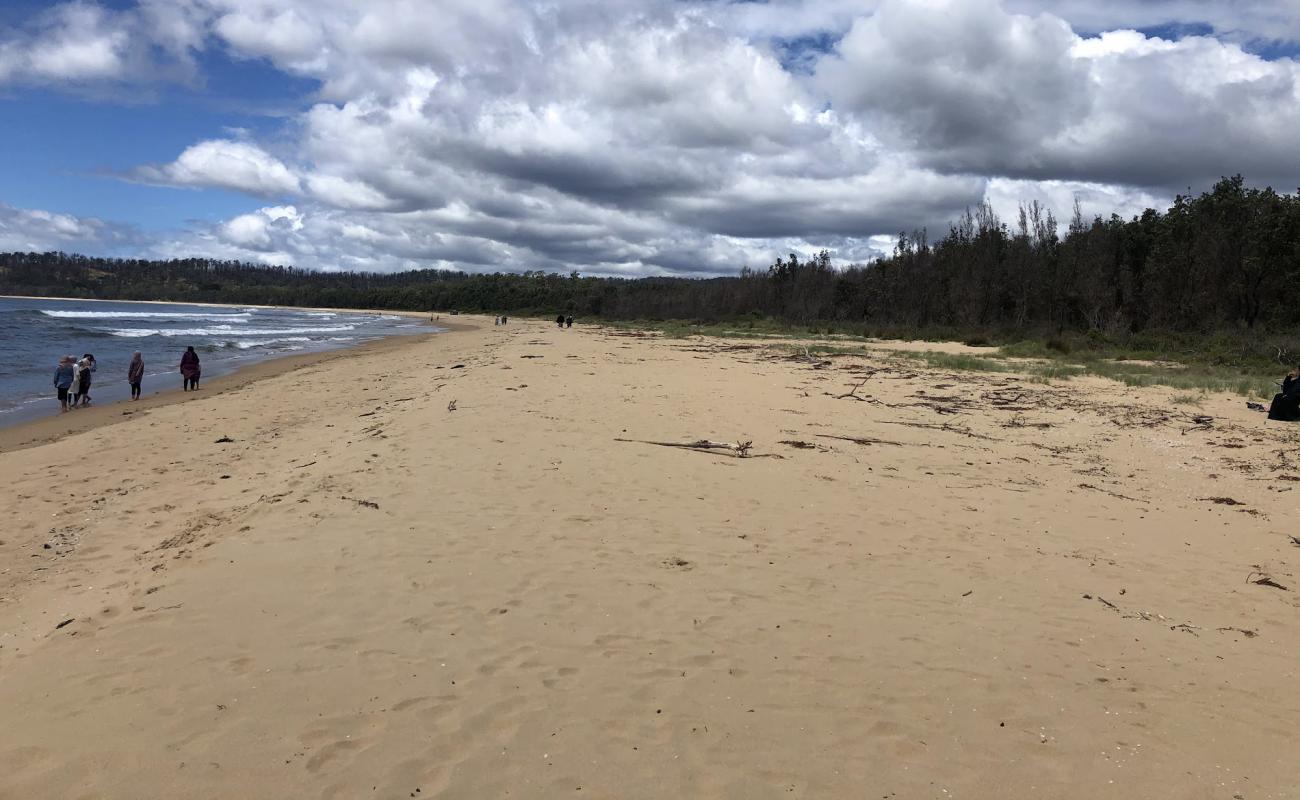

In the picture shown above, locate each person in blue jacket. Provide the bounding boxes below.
[53,355,76,412]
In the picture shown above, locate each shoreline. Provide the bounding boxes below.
[0,316,477,454]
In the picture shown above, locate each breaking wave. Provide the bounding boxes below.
[104,324,356,338]
[41,309,254,321]
[225,337,313,349]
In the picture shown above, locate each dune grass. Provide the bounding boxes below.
[600,318,1288,399]
[893,349,1275,397]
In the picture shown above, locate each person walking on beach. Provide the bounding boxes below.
[78,353,97,404]
[556,314,565,328]
[180,346,201,391]
[128,351,145,400]
[54,355,76,412]
[565,315,573,328]
[70,356,93,407]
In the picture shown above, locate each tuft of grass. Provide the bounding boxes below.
[902,351,1011,373]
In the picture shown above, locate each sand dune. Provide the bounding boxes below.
[2,316,1298,799]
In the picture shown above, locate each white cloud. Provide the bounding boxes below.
[134,140,301,196]
[817,0,1300,190]
[0,0,200,86]
[219,212,272,248]
[213,4,325,68]
[217,205,303,249]
[26,3,129,80]
[0,203,138,253]
[305,175,400,210]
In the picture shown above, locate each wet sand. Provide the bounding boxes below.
[1,315,1298,799]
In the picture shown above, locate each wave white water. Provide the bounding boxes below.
[42,310,254,321]
[229,337,313,349]
[104,324,357,338]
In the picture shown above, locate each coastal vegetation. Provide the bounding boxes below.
[3,176,1298,380]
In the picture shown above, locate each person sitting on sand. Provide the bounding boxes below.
[54,355,76,412]
[128,351,145,400]
[1267,365,1300,421]
[180,346,201,391]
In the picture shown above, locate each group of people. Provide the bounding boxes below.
[53,354,97,411]
[556,315,574,328]
[493,315,509,325]
[52,346,203,413]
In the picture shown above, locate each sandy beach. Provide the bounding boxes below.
[2,315,1298,799]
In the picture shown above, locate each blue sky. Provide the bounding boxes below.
[1,47,312,233]
[1,0,1298,274]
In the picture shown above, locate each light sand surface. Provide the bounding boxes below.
[2,316,1298,799]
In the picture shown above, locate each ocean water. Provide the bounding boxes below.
[0,297,435,426]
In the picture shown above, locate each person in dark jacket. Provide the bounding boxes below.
[1267,365,1300,421]
[128,351,145,400]
[556,315,565,328]
[180,346,201,391]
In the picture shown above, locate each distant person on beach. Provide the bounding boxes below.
[556,315,565,328]
[54,355,75,412]
[128,351,145,400]
[566,315,573,328]
[1267,365,1300,421]
[180,346,201,391]
[501,315,507,325]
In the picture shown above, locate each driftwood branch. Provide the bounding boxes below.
[1246,571,1290,591]
[832,378,870,400]
[1003,414,1052,429]
[878,420,1000,442]
[815,434,907,447]
[615,438,782,459]
[800,347,831,369]
[1078,483,1146,504]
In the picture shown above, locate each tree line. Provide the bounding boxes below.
[3,176,1298,340]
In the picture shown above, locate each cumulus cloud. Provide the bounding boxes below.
[215,205,303,251]
[0,0,201,87]
[5,0,1300,274]
[134,140,301,196]
[817,0,1300,191]
[0,203,139,253]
